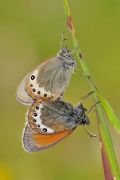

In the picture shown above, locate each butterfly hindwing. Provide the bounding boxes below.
[16,58,56,106]
[16,73,34,106]
[27,100,77,134]
[16,48,75,105]
[22,124,75,152]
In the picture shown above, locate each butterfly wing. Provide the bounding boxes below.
[16,73,34,105]
[16,58,56,106]
[27,100,77,134]
[22,124,75,152]
[16,56,74,105]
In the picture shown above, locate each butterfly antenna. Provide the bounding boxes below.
[79,91,94,103]
[86,101,100,115]
[84,126,97,138]
[60,32,67,48]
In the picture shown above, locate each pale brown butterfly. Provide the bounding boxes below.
[22,99,91,152]
[16,45,76,106]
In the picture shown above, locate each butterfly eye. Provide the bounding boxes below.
[31,75,35,80]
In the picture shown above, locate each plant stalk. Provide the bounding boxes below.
[62,0,120,179]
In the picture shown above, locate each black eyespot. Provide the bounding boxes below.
[43,128,47,132]
[33,119,37,122]
[44,94,47,97]
[36,106,39,110]
[32,88,36,92]
[31,75,35,80]
[37,124,40,127]
[34,112,37,117]
[30,84,33,87]
[37,91,41,94]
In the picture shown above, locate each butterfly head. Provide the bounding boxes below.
[72,103,89,126]
[57,47,75,67]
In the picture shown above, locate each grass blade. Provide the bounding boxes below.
[98,92,120,133]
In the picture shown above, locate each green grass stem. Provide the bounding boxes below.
[62,0,120,179]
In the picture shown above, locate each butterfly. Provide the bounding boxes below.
[22,99,89,152]
[16,47,76,106]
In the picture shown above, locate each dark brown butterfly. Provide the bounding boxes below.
[22,99,89,152]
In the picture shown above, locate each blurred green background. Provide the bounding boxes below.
[0,0,120,179]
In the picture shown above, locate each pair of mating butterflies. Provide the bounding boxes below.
[16,46,90,152]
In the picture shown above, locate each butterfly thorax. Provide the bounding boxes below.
[57,47,76,68]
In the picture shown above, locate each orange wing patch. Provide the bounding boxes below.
[22,124,75,152]
[25,81,55,101]
[33,128,75,147]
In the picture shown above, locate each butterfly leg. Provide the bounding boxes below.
[73,69,90,79]
[83,125,97,138]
